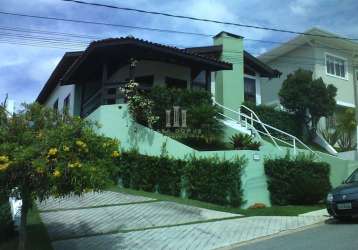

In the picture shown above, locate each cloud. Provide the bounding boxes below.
[1,0,358,104]
[289,0,317,16]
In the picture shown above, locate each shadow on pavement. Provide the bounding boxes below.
[324,217,358,225]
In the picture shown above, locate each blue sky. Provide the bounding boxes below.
[1,0,358,104]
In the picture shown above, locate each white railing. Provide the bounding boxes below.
[214,101,319,157]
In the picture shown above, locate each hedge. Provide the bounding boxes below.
[0,196,15,242]
[264,154,331,205]
[119,151,245,206]
[243,103,302,139]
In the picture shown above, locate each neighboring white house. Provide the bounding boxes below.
[259,27,358,157]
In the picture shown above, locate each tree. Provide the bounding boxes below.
[0,103,121,250]
[336,108,357,151]
[279,69,337,139]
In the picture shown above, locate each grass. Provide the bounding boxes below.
[0,206,53,250]
[109,186,325,217]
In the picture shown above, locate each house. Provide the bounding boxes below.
[259,28,358,148]
[36,32,279,117]
[36,31,358,208]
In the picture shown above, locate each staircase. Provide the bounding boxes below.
[214,101,319,157]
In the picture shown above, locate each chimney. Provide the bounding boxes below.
[213,31,244,112]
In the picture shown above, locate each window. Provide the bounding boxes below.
[326,54,347,79]
[63,94,71,112]
[244,77,256,104]
[53,99,59,111]
[165,77,187,89]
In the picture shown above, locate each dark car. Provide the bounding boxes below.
[327,168,358,220]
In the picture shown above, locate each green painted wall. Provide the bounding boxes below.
[214,33,244,115]
[87,104,357,208]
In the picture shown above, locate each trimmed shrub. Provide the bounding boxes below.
[0,196,15,242]
[264,154,331,205]
[243,102,302,139]
[119,151,184,196]
[118,151,245,207]
[184,156,244,206]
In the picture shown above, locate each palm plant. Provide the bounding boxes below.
[230,133,261,150]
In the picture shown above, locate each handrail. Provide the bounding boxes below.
[214,101,280,150]
[214,101,319,157]
[240,104,281,149]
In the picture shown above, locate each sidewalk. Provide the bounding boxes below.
[38,191,327,250]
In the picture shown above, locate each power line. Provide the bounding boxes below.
[0,10,212,38]
[62,0,358,42]
[0,13,357,56]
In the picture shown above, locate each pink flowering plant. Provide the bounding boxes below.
[0,103,121,250]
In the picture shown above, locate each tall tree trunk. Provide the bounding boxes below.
[18,193,29,250]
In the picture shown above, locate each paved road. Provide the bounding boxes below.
[237,219,358,250]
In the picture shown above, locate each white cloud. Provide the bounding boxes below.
[289,0,317,16]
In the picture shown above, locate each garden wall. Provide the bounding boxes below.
[88,104,357,208]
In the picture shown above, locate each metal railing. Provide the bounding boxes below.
[214,101,319,157]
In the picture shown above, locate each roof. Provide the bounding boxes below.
[259,27,358,63]
[36,51,82,104]
[185,46,280,78]
[213,31,244,39]
[62,36,232,83]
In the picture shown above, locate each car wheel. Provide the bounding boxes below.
[334,215,352,222]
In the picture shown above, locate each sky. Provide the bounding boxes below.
[1,0,358,104]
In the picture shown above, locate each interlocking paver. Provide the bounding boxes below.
[40,201,239,240]
[37,191,154,211]
[51,216,325,250]
[38,191,326,250]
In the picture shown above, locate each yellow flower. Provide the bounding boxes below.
[76,140,88,152]
[0,155,9,164]
[53,170,61,177]
[48,148,58,157]
[63,145,70,152]
[0,163,9,172]
[76,140,87,148]
[111,151,121,158]
[68,161,82,169]
[36,166,44,174]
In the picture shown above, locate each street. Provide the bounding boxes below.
[236,219,358,250]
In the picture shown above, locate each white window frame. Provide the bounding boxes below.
[325,52,348,80]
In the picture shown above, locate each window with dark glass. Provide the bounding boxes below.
[165,77,187,89]
[135,75,154,90]
[326,54,347,79]
[244,77,256,104]
[63,94,71,112]
[192,71,210,90]
[53,99,59,111]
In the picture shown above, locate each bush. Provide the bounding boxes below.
[184,156,244,206]
[243,102,302,140]
[118,151,245,207]
[0,196,15,242]
[119,151,184,196]
[264,154,331,205]
[230,133,261,150]
[149,86,224,145]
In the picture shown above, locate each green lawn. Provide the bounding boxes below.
[0,206,52,250]
[109,186,325,217]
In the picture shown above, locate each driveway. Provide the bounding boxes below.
[38,191,326,250]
